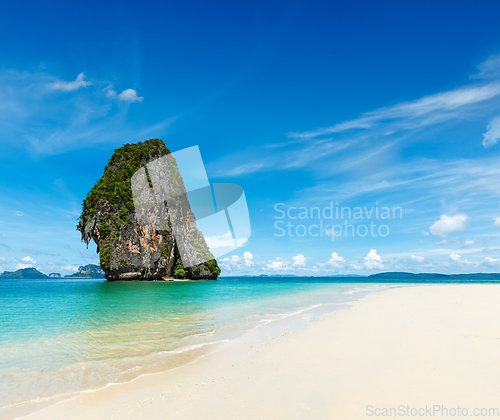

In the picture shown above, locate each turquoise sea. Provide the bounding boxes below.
[0,276,496,415]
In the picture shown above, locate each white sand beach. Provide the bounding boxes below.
[18,285,500,419]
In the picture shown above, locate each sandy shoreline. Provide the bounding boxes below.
[12,284,500,419]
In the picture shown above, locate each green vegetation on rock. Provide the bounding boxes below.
[173,259,187,278]
[79,139,170,230]
[77,138,220,281]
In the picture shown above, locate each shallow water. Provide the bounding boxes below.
[2,276,490,411]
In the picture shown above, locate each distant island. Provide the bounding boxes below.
[0,268,48,279]
[221,272,500,280]
[368,272,500,280]
[65,264,105,278]
[221,274,365,278]
[1,268,499,281]
[0,266,105,279]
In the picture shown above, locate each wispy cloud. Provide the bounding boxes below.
[214,138,357,177]
[21,247,58,256]
[482,115,500,148]
[285,154,500,208]
[287,83,500,140]
[470,54,500,80]
[104,84,118,98]
[51,72,92,91]
[214,55,500,179]
[0,69,171,156]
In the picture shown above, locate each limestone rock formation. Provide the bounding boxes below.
[65,264,105,278]
[77,139,220,281]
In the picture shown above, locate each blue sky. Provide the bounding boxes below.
[2,0,500,276]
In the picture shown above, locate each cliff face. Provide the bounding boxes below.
[77,139,220,281]
[65,264,105,278]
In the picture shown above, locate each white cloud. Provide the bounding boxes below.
[118,88,143,103]
[494,217,500,228]
[14,210,24,216]
[292,254,306,267]
[484,257,500,266]
[104,84,118,98]
[471,54,500,80]
[205,231,235,249]
[0,257,6,264]
[482,116,500,148]
[267,261,288,271]
[16,263,33,269]
[61,265,79,272]
[483,247,500,253]
[349,263,363,270]
[51,72,92,91]
[219,253,255,272]
[243,251,254,266]
[220,254,240,262]
[364,249,383,269]
[429,214,468,238]
[16,256,36,270]
[411,255,425,263]
[449,253,474,265]
[104,85,143,103]
[438,238,477,248]
[327,252,345,267]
